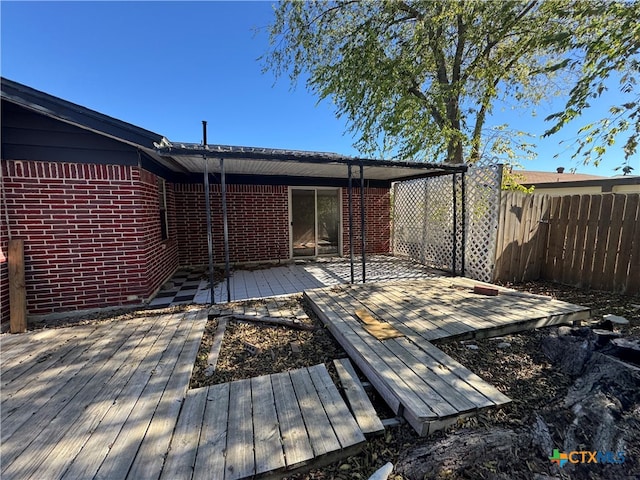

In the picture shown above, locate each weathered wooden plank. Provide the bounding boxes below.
[2,314,176,479]
[586,193,614,289]
[354,307,404,340]
[579,195,601,288]
[225,379,255,480]
[290,367,341,457]
[128,310,208,480]
[627,196,640,295]
[230,313,316,331]
[384,285,500,336]
[418,340,511,406]
[543,196,563,279]
[600,194,628,291]
[0,327,68,365]
[270,371,314,468]
[205,316,228,376]
[567,195,592,285]
[25,317,172,480]
[561,195,582,285]
[415,289,509,330]
[438,288,570,328]
[508,193,526,282]
[333,358,384,435]
[354,287,454,340]
[308,363,366,448]
[524,194,548,281]
[515,193,534,282]
[193,383,230,480]
[614,194,639,292]
[382,286,476,337]
[383,340,481,413]
[552,196,572,283]
[1,316,157,453]
[160,387,208,480]
[436,291,589,337]
[531,194,551,280]
[320,290,477,433]
[517,194,534,281]
[305,290,401,413]
[251,374,286,475]
[1,321,119,421]
[1,323,100,385]
[323,290,454,419]
[401,277,587,325]
[93,314,190,480]
[58,316,181,480]
[493,191,511,281]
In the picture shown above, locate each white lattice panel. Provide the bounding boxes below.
[392,179,426,261]
[392,160,502,281]
[463,161,502,282]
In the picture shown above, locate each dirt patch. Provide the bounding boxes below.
[190,297,346,389]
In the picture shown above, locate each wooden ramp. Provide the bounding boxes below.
[162,364,367,479]
[304,277,591,436]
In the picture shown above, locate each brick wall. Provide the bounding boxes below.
[174,184,390,267]
[0,198,8,323]
[137,169,179,296]
[342,187,391,256]
[0,166,391,322]
[174,184,290,265]
[0,160,177,320]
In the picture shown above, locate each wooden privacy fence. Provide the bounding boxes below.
[494,192,640,295]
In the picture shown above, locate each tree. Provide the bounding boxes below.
[264,0,639,167]
[543,1,640,171]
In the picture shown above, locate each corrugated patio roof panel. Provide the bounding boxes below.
[155,141,467,181]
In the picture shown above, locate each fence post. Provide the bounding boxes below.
[9,239,27,333]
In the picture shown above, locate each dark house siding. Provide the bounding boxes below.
[2,101,141,166]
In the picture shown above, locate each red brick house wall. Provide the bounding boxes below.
[0,158,391,323]
[342,187,391,256]
[0,160,178,318]
[174,184,290,265]
[173,184,390,266]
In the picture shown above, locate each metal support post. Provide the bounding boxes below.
[452,173,457,276]
[461,170,466,277]
[203,121,215,305]
[348,163,354,284]
[359,161,366,283]
[220,158,231,302]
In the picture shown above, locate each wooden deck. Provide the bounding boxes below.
[305,277,591,435]
[0,275,593,476]
[1,309,208,480]
[162,364,366,480]
[0,305,372,480]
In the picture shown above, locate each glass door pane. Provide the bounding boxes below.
[317,189,339,255]
[291,189,316,257]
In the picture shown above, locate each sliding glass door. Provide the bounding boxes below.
[291,188,340,257]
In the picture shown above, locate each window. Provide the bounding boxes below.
[158,178,169,240]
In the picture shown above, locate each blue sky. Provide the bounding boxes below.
[1,1,635,176]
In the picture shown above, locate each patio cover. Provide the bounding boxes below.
[153,138,467,182]
[153,136,468,304]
